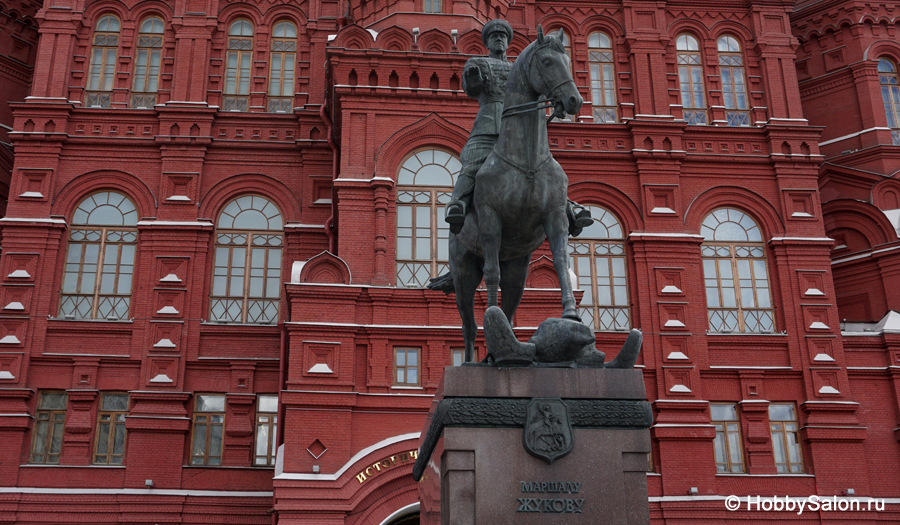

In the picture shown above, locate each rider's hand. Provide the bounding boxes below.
[464,66,484,92]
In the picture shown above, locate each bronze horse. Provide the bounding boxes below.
[435,27,584,362]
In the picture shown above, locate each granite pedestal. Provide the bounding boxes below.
[416,366,652,525]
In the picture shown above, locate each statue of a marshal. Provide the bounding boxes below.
[445,20,593,236]
[444,19,514,234]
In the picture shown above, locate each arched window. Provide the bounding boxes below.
[588,33,616,122]
[878,58,900,145]
[677,34,707,125]
[132,17,164,109]
[718,35,749,127]
[701,208,773,333]
[60,191,138,320]
[268,20,297,113]
[86,15,120,108]
[588,32,616,123]
[396,149,461,287]
[211,195,283,323]
[568,206,629,330]
[224,19,253,112]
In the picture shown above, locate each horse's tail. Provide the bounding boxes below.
[427,272,455,294]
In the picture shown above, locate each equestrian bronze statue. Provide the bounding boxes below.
[430,26,584,362]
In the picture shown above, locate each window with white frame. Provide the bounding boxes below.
[568,205,630,331]
[224,19,253,111]
[677,34,707,125]
[395,149,460,287]
[131,17,164,109]
[86,15,120,108]
[769,403,803,473]
[394,348,420,386]
[701,208,773,333]
[254,395,277,466]
[30,391,67,464]
[717,35,749,127]
[268,20,297,113]
[94,393,129,465]
[60,191,138,320]
[588,32,617,123]
[191,394,225,466]
[711,403,744,473]
[210,195,283,323]
[879,58,900,145]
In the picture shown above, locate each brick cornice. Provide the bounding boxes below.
[799,73,855,99]
[0,55,32,84]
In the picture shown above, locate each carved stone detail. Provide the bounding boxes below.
[413,396,652,481]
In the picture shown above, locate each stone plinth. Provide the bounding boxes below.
[416,367,652,525]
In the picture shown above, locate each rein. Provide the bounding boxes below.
[501,98,555,119]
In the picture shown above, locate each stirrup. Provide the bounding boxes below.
[445,201,466,225]
[570,202,593,228]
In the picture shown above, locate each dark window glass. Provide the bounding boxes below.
[31,392,68,464]
[191,395,226,466]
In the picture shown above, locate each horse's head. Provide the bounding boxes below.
[526,25,583,118]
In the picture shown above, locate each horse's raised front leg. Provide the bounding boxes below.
[478,207,503,308]
[449,235,483,362]
[544,205,579,320]
[499,254,531,325]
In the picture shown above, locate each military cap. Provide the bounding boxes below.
[481,19,513,46]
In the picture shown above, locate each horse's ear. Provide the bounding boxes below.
[556,28,564,40]
[537,24,544,44]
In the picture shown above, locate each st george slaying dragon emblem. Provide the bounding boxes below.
[523,398,574,464]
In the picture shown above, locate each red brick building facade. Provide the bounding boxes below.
[0,0,899,522]
[0,0,40,223]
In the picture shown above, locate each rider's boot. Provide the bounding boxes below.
[446,200,467,234]
[566,201,593,237]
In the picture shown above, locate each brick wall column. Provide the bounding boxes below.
[628,235,707,398]
[154,105,215,222]
[651,400,717,496]
[622,3,669,117]
[223,393,255,466]
[849,63,885,144]
[750,3,802,121]
[0,388,34,484]
[876,251,900,313]
[7,102,72,219]
[29,20,79,100]
[169,23,216,103]
[60,389,98,465]
[800,401,869,496]
[737,400,776,474]
[123,391,190,489]
[334,179,379,284]
[889,367,900,444]
[372,180,392,286]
